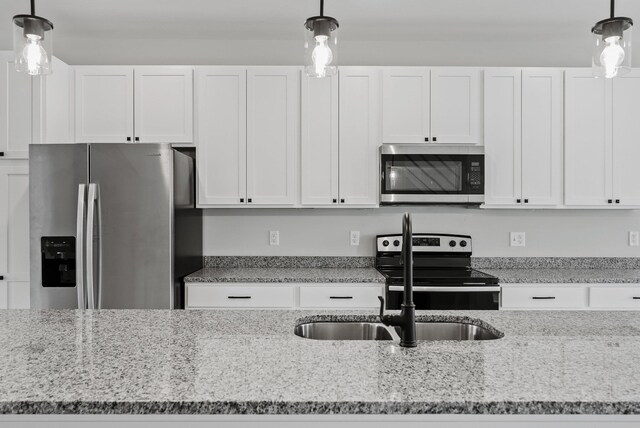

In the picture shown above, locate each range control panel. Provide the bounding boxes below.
[376,234,472,253]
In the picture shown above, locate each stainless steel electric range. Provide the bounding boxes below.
[375,233,500,310]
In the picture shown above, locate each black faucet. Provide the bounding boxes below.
[378,213,417,348]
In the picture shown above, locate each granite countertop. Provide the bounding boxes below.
[482,268,640,284]
[185,267,386,284]
[2,309,640,415]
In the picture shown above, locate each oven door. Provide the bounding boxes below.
[380,151,484,204]
[387,286,500,310]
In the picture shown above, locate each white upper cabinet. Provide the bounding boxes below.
[246,67,299,205]
[484,68,522,206]
[0,52,32,159]
[484,68,562,208]
[381,68,430,143]
[430,67,482,145]
[75,66,134,143]
[520,69,563,206]
[196,67,247,206]
[33,57,74,144]
[0,161,30,309]
[339,67,380,206]
[564,69,612,206]
[75,66,194,144]
[301,73,339,206]
[134,67,193,143]
[612,70,640,206]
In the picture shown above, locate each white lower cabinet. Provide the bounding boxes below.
[501,284,640,310]
[501,285,588,310]
[186,284,295,309]
[298,285,382,309]
[186,283,383,310]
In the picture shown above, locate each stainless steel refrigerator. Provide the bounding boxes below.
[29,144,202,309]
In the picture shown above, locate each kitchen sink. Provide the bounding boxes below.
[295,321,501,341]
[294,322,397,341]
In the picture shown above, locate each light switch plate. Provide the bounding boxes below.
[510,232,526,247]
[630,231,639,247]
[350,231,360,246]
[269,231,279,246]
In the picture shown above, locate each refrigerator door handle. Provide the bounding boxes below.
[86,183,99,310]
[96,185,103,309]
[76,184,87,310]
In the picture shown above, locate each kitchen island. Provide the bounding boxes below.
[1,309,640,427]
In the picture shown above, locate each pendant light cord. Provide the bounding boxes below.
[30,0,35,16]
[610,0,615,18]
[320,0,324,17]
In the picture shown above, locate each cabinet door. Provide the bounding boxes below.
[483,68,522,206]
[0,52,32,159]
[338,67,380,206]
[301,74,339,206]
[521,69,563,207]
[75,66,134,143]
[381,67,430,143]
[134,66,193,143]
[195,67,247,206]
[612,70,640,206]
[32,56,74,144]
[564,69,612,206]
[430,67,482,144]
[246,67,299,206]
[0,161,30,308]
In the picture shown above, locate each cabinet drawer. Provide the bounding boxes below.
[186,284,294,309]
[501,286,587,309]
[299,285,382,309]
[590,286,640,309]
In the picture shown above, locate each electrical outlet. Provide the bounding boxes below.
[630,231,639,247]
[269,230,279,246]
[350,231,360,246]
[510,232,526,247]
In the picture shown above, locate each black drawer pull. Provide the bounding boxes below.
[524,199,529,203]
[332,199,337,203]
[126,137,131,142]
[632,297,640,300]
[0,152,4,157]
[532,296,556,300]
[516,199,521,203]
[227,296,252,299]
[432,137,437,142]
[0,275,4,280]
[340,198,345,203]
[240,198,244,203]
[616,199,621,204]
[424,137,429,142]
[135,137,140,141]
[248,198,252,203]
[329,296,353,300]
[608,199,613,204]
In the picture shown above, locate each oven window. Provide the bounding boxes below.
[383,156,463,193]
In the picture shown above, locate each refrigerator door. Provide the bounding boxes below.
[30,144,89,309]
[89,144,174,309]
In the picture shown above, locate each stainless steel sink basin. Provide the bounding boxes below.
[398,322,500,341]
[295,321,501,341]
[294,322,395,340]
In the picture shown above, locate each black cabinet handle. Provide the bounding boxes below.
[424,137,429,142]
[0,152,4,157]
[248,198,252,203]
[126,137,131,142]
[0,275,4,280]
[432,137,437,142]
[329,296,353,300]
[240,198,244,203]
[332,199,337,203]
[524,199,529,204]
[633,297,640,300]
[135,137,140,142]
[532,296,556,300]
[608,199,613,204]
[227,296,251,299]
[616,199,621,204]
[340,199,345,203]
[516,199,521,203]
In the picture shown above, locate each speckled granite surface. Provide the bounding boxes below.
[185,267,385,283]
[472,257,640,269]
[204,256,375,268]
[482,268,640,284]
[2,309,640,415]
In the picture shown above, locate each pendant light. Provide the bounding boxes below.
[304,0,339,78]
[592,0,633,78]
[12,0,54,76]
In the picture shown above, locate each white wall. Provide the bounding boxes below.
[203,207,640,257]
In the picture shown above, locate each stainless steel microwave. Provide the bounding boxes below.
[380,145,484,205]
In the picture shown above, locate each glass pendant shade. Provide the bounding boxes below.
[592,13,633,79]
[12,13,54,76]
[304,16,339,78]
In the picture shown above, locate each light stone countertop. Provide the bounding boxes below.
[482,268,640,284]
[185,267,386,284]
[1,309,640,415]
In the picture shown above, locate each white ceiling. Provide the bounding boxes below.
[1,0,638,64]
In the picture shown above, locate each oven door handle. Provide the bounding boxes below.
[388,286,501,292]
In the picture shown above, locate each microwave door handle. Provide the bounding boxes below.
[76,184,87,310]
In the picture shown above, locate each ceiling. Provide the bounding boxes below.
[1,0,638,64]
